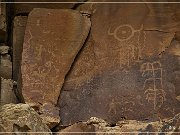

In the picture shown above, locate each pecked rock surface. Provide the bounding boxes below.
[59,1,180,125]
[56,115,179,135]
[0,104,52,134]
[19,8,91,128]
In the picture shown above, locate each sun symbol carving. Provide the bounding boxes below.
[108,24,143,42]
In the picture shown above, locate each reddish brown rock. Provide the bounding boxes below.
[13,0,82,16]
[19,8,91,127]
[59,2,180,126]
[39,103,60,128]
[13,16,27,81]
[56,122,95,135]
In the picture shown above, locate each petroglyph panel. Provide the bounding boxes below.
[60,2,180,126]
[19,8,91,126]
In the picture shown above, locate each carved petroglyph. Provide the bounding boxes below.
[107,96,135,115]
[140,61,166,110]
[112,44,138,69]
[119,96,135,113]
[34,44,43,60]
[108,99,119,115]
[36,19,40,26]
[32,61,53,78]
[22,31,62,101]
[108,24,145,69]
[90,3,97,14]
[27,30,32,44]
[108,24,143,42]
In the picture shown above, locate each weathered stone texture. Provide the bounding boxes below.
[13,16,27,81]
[0,54,12,79]
[59,2,180,125]
[56,122,95,135]
[0,104,52,134]
[56,115,179,135]
[13,0,83,16]
[0,16,5,31]
[0,2,6,43]
[19,8,91,127]
[0,78,17,106]
[38,103,60,129]
[0,1,6,31]
[0,45,9,54]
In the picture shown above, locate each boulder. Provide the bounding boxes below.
[0,45,9,54]
[0,104,52,134]
[56,122,95,135]
[19,8,91,128]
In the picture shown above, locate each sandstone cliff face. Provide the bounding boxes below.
[59,2,180,125]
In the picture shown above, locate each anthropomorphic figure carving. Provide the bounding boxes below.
[140,61,166,110]
[108,98,119,114]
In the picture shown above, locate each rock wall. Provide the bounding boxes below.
[13,16,27,81]
[0,1,16,107]
[0,0,179,134]
[59,1,180,125]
